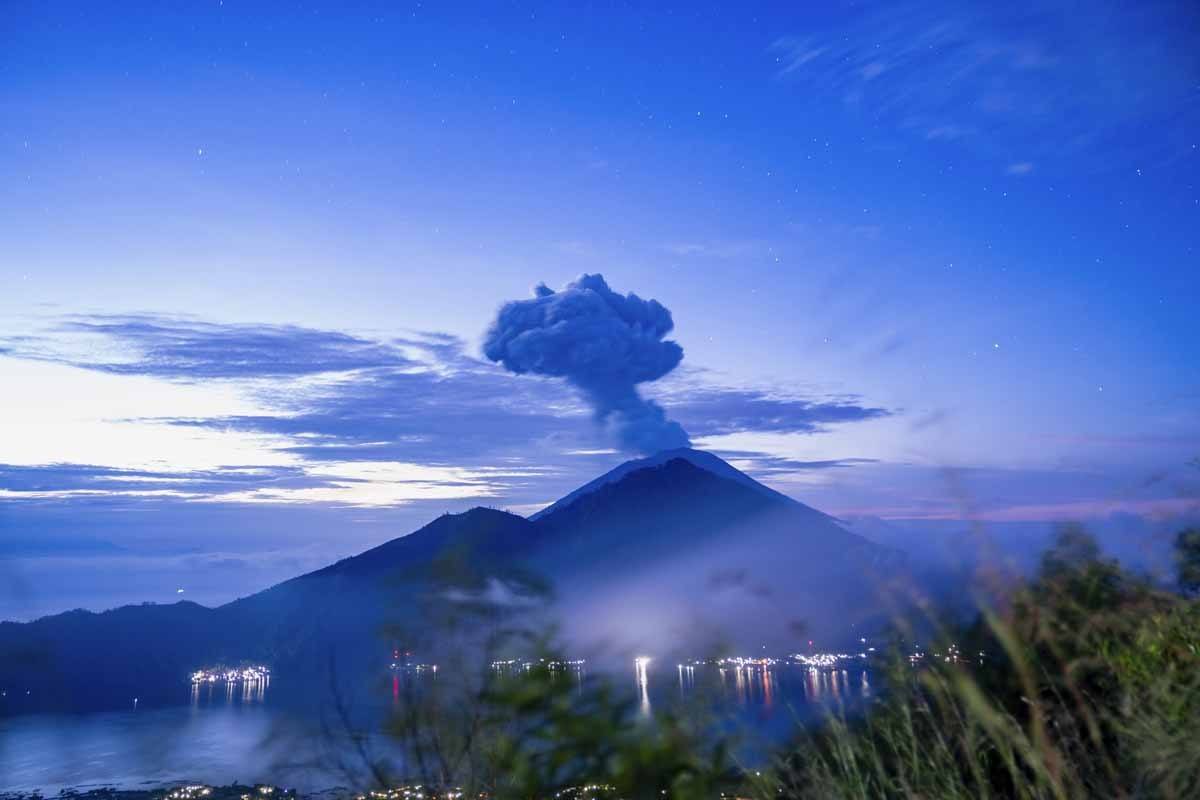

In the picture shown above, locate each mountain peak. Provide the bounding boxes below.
[529,447,819,521]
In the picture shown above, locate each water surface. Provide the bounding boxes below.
[1,663,871,793]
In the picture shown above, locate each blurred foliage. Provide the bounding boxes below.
[1174,528,1200,597]
[484,658,739,800]
[772,525,1200,799]
[368,545,741,799]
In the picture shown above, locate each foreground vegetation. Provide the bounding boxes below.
[775,526,1200,799]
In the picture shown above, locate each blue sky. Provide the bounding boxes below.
[1,0,1198,619]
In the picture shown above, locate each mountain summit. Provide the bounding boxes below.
[530,447,811,520]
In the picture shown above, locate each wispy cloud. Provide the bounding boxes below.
[5,314,415,379]
[955,497,1200,523]
[1,313,892,509]
[712,451,881,475]
[664,386,890,437]
[770,1,1199,169]
[209,461,525,507]
[660,240,776,260]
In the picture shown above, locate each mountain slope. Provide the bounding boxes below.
[209,507,538,675]
[527,456,902,652]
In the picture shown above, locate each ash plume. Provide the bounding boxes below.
[483,274,691,455]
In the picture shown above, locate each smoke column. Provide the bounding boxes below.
[484,274,691,455]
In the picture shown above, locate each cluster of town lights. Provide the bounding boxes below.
[164,782,754,800]
[553,784,619,798]
[161,786,289,800]
[349,786,625,800]
[243,788,280,800]
[789,652,868,668]
[355,787,474,800]
[677,652,873,670]
[190,665,271,684]
[491,658,586,671]
[716,656,780,668]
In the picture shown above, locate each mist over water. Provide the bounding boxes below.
[0,694,282,793]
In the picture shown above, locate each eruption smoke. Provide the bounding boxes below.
[483,274,691,455]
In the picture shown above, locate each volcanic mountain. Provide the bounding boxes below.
[0,449,904,711]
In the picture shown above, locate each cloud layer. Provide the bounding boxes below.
[12,314,415,378]
[1,312,888,509]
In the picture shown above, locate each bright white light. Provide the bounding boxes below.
[0,356,295,472]
[0,356,517,507]
[215,460,503,507]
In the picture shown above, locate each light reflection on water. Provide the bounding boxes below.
[674,660,872,712]
[634,657,652,717]
[189,675,270,707]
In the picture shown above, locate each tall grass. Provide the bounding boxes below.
[772,526,1200,799]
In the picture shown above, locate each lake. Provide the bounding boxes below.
[0,662,872,793]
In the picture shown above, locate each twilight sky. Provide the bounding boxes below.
[1,0,1198,620]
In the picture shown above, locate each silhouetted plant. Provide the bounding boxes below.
[362,542,743,799]
[1174,528,1200,597]
[483,655,740,800]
